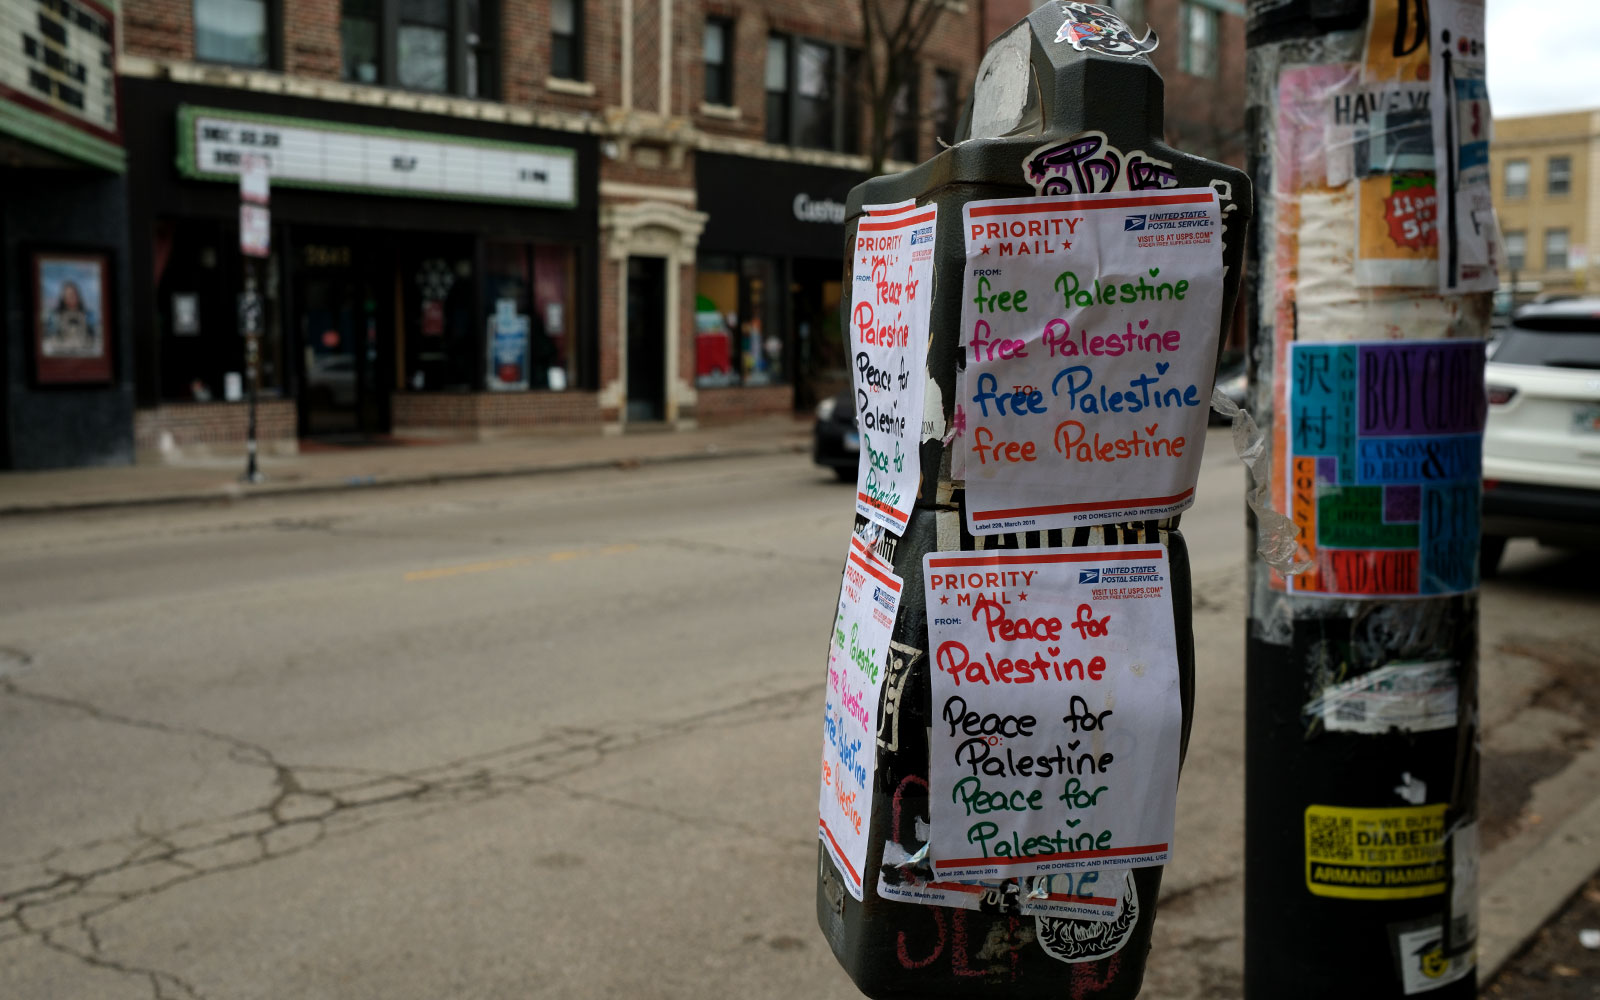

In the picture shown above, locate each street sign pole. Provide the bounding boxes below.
[1243,1,1496,995]
[239,154,271,484]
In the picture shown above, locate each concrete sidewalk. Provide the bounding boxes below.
[0,418,813,515]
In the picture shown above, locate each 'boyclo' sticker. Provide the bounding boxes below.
[1036,876,1140,963]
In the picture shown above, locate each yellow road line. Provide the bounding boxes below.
[403,543,637,582]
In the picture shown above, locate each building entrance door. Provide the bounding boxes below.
[626,256,667,422]
[296,241,392,438]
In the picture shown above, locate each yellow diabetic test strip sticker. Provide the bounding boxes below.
[1304,804,1448,900]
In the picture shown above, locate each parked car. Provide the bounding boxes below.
[1481,297,1600,574]
[813,390,859,481]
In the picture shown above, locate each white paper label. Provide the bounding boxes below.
[1429,0,1498,292]
[876,868,1126,922]
[1316,660,1458,734]
[922,544,1181,881]
[850,202,936,535]
[818,536,903,900]
[956,189,1226,535]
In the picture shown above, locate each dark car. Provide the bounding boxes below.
[1481,297,1600,574]
[813,390,859,481]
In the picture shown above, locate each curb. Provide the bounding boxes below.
[0,439,810,518]
[1478,746,1600,984]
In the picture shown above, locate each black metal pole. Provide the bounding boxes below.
[1243,2,1485,996]
[243,262,262,484]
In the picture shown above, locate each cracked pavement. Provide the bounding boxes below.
[0,442,1593,999]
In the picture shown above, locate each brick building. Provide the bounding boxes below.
[56,0,987,461]
[3,0,1250,467]
[1490,108,1600,299]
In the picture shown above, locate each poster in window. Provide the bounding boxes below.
[32,251,113,385]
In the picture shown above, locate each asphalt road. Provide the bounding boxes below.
[0,430,1593,999]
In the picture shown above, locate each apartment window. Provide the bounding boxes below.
[889,64,918,163]
[1178,2,1217,78]
[194,0,272,67]
[764,35,789,143]
[795,41,835,150]
[551,0,582,80]
[932,68,960,147]
[341,0,380,82]
[1503,230,1526,271]
[1548,155,1572,196]
[336,0,494,96]
[1545,228,1569,271]
[1504,159,1529,199]
[704,17,733,106]
[765,35,860,152]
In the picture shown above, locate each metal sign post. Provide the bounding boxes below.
[239,154,270,483]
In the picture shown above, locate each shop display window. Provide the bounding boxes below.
[483,241,580,391]
[153,218,284,402]
[695,254,786,388]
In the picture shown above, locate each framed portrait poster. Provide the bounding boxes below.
[32,251,113,384]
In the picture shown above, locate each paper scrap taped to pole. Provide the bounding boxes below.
[850,200,936,536]
[818,535,903,900]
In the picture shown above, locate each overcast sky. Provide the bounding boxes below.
[1486,0,1600,117]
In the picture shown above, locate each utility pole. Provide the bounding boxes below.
[1243,1,1496,996]
[239,154,270,483]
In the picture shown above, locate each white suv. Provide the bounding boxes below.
[1481,298,1600,574]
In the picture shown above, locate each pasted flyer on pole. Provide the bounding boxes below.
[955,189,1225,535]
[819,535,903,900]
[1430,0,1499,292]
[1286,340,1486,597]
[849,200,936,536]
[921,545,1181,882]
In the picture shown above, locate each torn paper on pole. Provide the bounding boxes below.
[819,535,903,900]
[955,189,1226,535]
[850,200,937,536]
[1430,0,1500,293]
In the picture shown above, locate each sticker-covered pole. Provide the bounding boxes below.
[1243,1,1495,996]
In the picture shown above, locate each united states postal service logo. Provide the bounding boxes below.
[1124,215,1147,231]
[910,225,935,246]
[873,585,897,612]
[1078,569,1101,584]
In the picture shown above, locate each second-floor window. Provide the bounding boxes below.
[1503,230,1526,271]
[1504,159,1529,199]
[765,35,859,153]
[1179,2,1217,78]
[551,0,582,80]
[1548,155,1572,196]
[194,0,272,67]
[704,17,733,106]
[1545,228,1569,270]
[337,0,495,97]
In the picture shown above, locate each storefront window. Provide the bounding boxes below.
[483,241,579,391]
[154,218,284,402]
[695,254,786,388]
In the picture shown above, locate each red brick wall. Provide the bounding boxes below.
[694,384,793,421]
[135,401,298,451]
[282,0,340,79]
[391,391,609,430]
[124,0,191,60]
